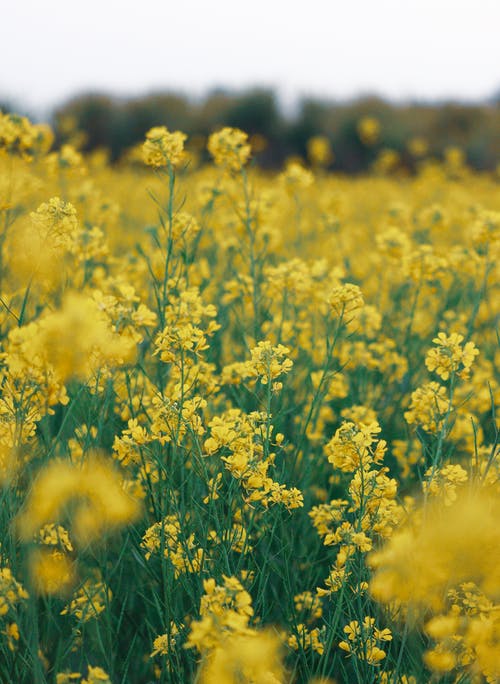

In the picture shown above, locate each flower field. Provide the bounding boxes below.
[0,114,499,683]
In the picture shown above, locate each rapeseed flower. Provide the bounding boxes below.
[207,127,251,172]
[142,126,187,167]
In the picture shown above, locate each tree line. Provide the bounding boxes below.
[3,89,500,171]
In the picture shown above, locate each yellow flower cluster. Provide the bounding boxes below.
[328,282,364,316]
[17,453,141,545]
[324,420,385,472]
[357,116,380,145]
[204,409,303,510]
[207,127,251,171]
[0,568,29,616]
[404,381,449,432]
[60,576,111,622]
[370,489,500,606]
[56,666,111,684]
[141,514,203,576]
[288,623,325,655]
[313,417,403,605]
[422,463,468,505]
[20,292,136,383]
[279,160,314,192]
[307,135,334,167]
[188,576,253,649]
[370,488,500,680]
[150,622,183,657]
[0,111,53,156]
[425,331,479,380]
[30,196,79,249]
[187,576,285,682]
[29,548,76,595]
[198,630,284,684]
[142,125,187,168]
[248,340,293,387]
[339,616,392,665]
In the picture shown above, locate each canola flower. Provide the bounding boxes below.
[425,331,479,380]
[369,489,500,610]
[207,127,251,171]
[0,111,498,682]
[338,617,392,665]
[357,116,380,145]
[56,666,111,684]
[307,135,334,168]
[197,630,285,684]
[29,548,76,595]
[16,452,141,546]
[370,488,500,680]
[142,125,187,168]
[18,291,137,383]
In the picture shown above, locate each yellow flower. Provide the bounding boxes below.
[424,648,457,673]
[370,487,500,612]
[248,341,293,385]
[425,332,479,380]
[0,568,29,616]
[150,623,183,657]
[22,291,137,383]
[404,382,449,432]
[325,420,385,473]
[339,617,391,665]
[307,135,333,167]
[61,578,111,623]
[17,453,141,546]
[29,548,76,595]
[357,116,380,145]
[83,666,111,684]
[279,160,314,192]
[30,197,79,249]
[2,622,20,652]
[408,136,429,157]
[288,624,325,654]
[56,673,81,684]
[328,283,364,316]
[423,464,468,506]
[196,630,284,684]
[37,523,73,551]
[207,127,251,172]
[142,126,187,168]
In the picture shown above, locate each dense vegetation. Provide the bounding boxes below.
[0,113,499,683]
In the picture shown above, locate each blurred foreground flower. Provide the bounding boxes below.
[17,452,141,546]
[8,291,137,384]
[307,135,334,167]
[357,117,380,146]
[197,630,284,684]
[208,127,251,172]
[370,486,500,679]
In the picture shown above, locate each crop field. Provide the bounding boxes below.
[0,114,499,683]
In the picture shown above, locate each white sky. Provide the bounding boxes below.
[2,0,500,116]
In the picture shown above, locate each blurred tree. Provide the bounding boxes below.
[51,90,500,171]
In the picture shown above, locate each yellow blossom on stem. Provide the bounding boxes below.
[207,127,251,172]
[425,332,479,380]
[142,126,187,168]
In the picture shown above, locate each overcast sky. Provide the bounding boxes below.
[2,0,500,116]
